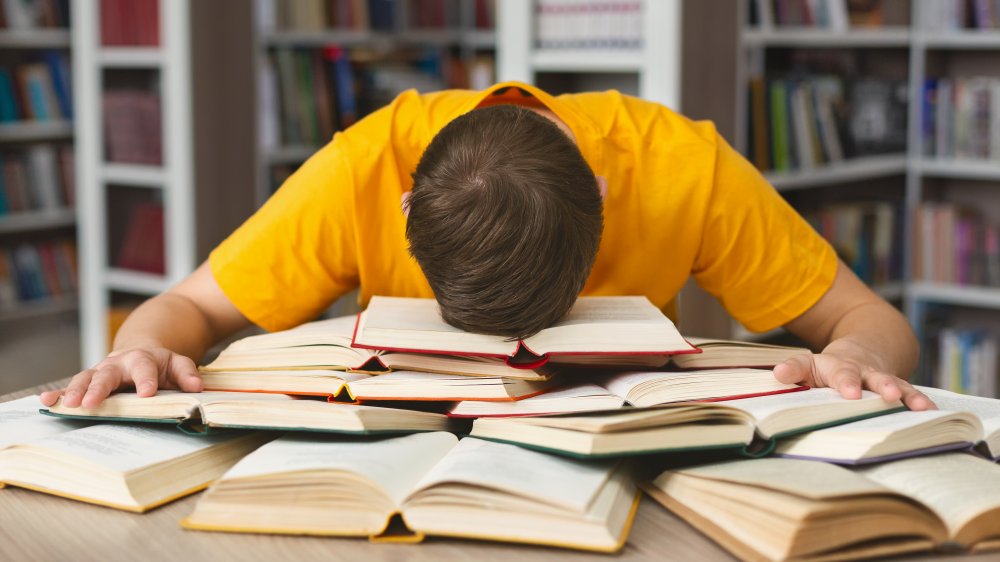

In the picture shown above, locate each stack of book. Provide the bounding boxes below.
[534,0,642,50]
[102,89,162,166]
[5,294,1000,556]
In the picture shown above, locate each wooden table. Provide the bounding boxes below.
[0,380,995,562]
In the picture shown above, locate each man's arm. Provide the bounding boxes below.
[39,262,251,408]
[773,259,933,410]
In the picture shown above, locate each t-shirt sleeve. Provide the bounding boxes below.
[692,134,838,333]
[209,136,359,332]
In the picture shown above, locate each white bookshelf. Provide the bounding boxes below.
[766,154,908,191]
[73,0,195,367]
[253,0,497,207]
[496,0,681,109]
[0,19,76,325]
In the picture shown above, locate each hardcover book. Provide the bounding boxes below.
[645,454,1000,561]
[182,433,639,552]
[468,388,902,458]
[43,391,458,435]
[351,296,697,368]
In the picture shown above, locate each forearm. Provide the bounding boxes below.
[821,301,919,380]
[112,292,223,361]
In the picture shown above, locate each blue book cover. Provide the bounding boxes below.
[25,74,50,120]
[43,51,72,119]
[0,70,19,121]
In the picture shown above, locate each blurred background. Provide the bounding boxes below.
[0,0,997,400]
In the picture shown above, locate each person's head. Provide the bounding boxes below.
[405,104,604,340]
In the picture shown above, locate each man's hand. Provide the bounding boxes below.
[773,352,935,411]
[39,347,203,408]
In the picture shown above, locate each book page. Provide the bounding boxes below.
[724,388,891,421]
[362,296,467,333]
[916,386,1000,437]
[227,315,358,350]
[856,453,1000,537]
[21,424,243,473]
[0,396,87,449]
[548,297,666,327]
[409,437,616,513]
[357,297,511,354]
[222,432,457,505]
[668,457,890,501]
[793,409,977,434]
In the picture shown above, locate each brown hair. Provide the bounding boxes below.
[406,104,603,339]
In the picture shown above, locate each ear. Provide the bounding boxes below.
[596,176,608,200]
[401,191,411,217]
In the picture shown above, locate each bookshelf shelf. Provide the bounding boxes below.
[915,158,1000,181]
[101,163,166,188]
[765,154,908,191]
[0,29,71,48]
[0,120,73,142]
[743,27,911,47]
[0,208,76,234]
[908,282,1000,310]
[105,268,171,296]
[530,49,643,72]
[0,295,78,322]
[97,47,164,68]
[920,32,1000,50]
[263,29,494,49]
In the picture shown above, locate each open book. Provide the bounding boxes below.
[201,315,552,382]
[468,388,902,458]
[351,296,697,368]
[182,433,639,552]
[0,416,270,512]
[43,391,458,435]
[917,385,1000,460]
[344,371,555,401]
[644,454,1000,561]
[672,338,809,369]
[449,368,803,418]
[773,409,983,464]
[1,395,91,448]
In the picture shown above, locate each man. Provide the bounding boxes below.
[41,82,932,410]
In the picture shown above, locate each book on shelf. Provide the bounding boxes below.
[352,295,697,368]
[0,0,70,30]
[803,202,901,287]
[922,76,1000,162]
[201,314,557,382]
[644,453,1000,562]
[102,89,162,166]
[0,405,271,512]
[468,388,901,458]
[921,0,1000,31]
[43,390,460,435]
[0,144,74,214]
[0,52,71,124]
[100,0,159,46]
[0,238,76,308]
[115,201,164,275]
[182,432,639,553]
[932,329,998,398]
[913,201,1000,288]
[534,0,642,50]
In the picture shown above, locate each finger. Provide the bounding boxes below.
[169,354,203,392]
[128,353,161,397]
[772,354,815,385]
[62,370,95,408]
[81,365,125,408]
[860,371,903,403]
[825,365,863,399]
[39,389,64,407]
[898,382,935,411]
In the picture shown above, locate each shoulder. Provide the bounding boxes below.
[560,90,719,147]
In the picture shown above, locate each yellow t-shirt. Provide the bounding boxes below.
[210,81,837,333]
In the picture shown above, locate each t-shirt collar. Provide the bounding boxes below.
[451,81,605,175]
